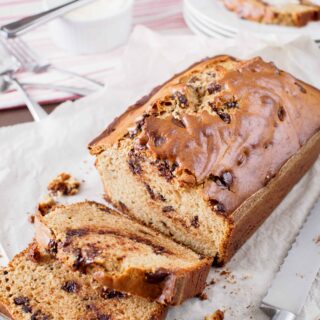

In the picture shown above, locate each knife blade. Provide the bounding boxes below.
[260,199,320,320]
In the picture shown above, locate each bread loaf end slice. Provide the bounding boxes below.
[35,201,212,305]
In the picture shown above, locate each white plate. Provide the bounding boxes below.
[184,0,236,35]
[183,2,234,38]
[184,5,233,38]
[184,7,230,38]
[185,0,320,41]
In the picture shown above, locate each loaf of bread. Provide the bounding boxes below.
[35,201,212,305]
[222,0,320,26]
[89,55,320,265]
[0,244,167,320]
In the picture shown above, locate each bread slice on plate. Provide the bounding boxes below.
[89,55,320,266]
[35,201,212,305]
[222,0,320,26]
[0,244,167,320]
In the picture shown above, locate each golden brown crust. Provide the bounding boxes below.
[222,0,320,27]
[89,54,320,268]
[88,55,235,154]
[94,263,211,305]
[222,130,320,263]
[0,301,13,319]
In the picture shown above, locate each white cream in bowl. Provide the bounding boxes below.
[44,0,134,54]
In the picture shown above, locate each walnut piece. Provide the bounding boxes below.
[48,172,80,196]
[205,310,224,320]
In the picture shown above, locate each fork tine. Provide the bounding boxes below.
[14,37,42,64]
[2,38,29,67]
[12,37,49,71]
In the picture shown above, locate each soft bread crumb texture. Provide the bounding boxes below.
[89,55,320,264]
[35,201,212,305]
[0,245,167,320]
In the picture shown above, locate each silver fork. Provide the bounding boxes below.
[2,37,104,90]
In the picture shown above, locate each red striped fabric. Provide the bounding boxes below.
[0,0,189,110]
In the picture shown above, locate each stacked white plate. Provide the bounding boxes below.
[183,0,320,42]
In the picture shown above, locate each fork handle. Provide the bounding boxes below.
[50,65,104,90]
[9,76,48,121]
[0,0,94,38]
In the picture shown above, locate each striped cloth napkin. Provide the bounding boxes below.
[0,0,189,110]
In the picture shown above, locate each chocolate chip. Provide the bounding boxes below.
[218,112,231,124]
[145,269,170,284]
[278,106,286,121]
[191,216,199,228]
[118,201,129,214]
[153,134,166,147]
[61,281,80,293]
[162,206,175,213]
[145,183,156,200]
[209,199,226,214]
[294,82,307,94]
[225,101,238,109]
[31,310,50,320]
[101,288,127,299]
[22,305,32,313]
[72,248,86,272]
[128,150,143,175]
[210,105,231,124]
[221,171,233,189]
[14,297,32,314]
[98,315,111,320]
[189,76,200,83]
[175,92,189,108]
[14,297,30,306]
[66,229,88,238]
[144,183,166,202]
[171,117,186,128]
[3,271,8,275]
[154,160,177,181]
[210,171,233,190]
[207,82,221,95]
[48,240,58,255]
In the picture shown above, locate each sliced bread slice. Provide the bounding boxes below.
[0,244,167,320]
[222,0,320,26]
[35,201,212,305]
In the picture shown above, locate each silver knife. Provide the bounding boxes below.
[260,199,320,320]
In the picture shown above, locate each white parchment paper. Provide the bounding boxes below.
[0,26,319,319]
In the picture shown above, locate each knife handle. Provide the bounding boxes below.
[260,303,296,320]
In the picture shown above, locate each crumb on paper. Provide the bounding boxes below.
[313,235,320,245]
[38,195,58,216]
[220,269,236,284]
[197,292,208,301]
[206,278,216,287]
[28,214,35,224]
[241,274,251,280]
[48,172,80,196]
[204,310,224,320]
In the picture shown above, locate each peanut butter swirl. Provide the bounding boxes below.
[90,56,320,214]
